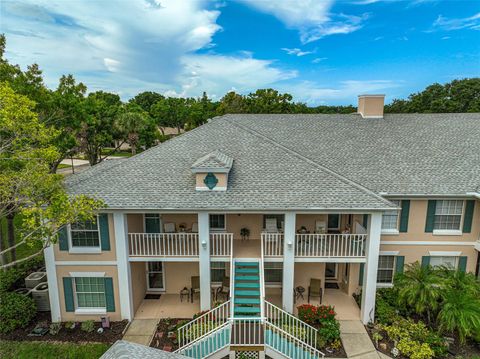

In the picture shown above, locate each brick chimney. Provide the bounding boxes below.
[357,94,385,118]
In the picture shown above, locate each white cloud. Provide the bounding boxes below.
[312,57,328,63]
[237,0,368,43]
[1,0,294,99]
[433,12,480,31]
[281,48,315,56]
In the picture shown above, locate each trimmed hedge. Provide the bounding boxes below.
[0,292,37,333]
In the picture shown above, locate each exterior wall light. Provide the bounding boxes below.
[201,240,207,248]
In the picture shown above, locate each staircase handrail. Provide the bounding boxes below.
[265,320,325,358]
[260,239,266,318]
[174,320,231,355]
[229,248,234,318]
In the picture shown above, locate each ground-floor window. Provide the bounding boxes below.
[74,277,106,309]
[325,263,337,280]
[211,261,226,283]
[377,256,396,284]
[147,262,164,291]
[265,262,283,284]
[430,256,458,269]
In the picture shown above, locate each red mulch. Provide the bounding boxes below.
[0,312,127,344]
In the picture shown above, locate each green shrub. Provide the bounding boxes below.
[0,292,37,333]
[49,322,61,335]
[81,320,96,333]
[375,299,399,325]
[297,304,318,326]
[184,321,217,341]
[397,338,435,359]
[0,268,24,293]
[281,324,307,341]
[318,319,340,343]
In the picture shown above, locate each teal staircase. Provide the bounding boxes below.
[233,260,261,317]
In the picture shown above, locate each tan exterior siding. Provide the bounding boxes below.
[131,262,147,315]
[54,213,117,262]
[294,263,326,296]
[56,265,121,321]
[164,262,199,294]
[226,214,263,240]
[127,213,144,232]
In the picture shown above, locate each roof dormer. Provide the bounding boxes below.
[191,150,233,191]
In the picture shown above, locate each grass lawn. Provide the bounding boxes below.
[57,163,72,169]
[0,341,110,359]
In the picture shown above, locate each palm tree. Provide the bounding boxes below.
[436,266,480,297]
[437,290,480,344]
[115,111,146,155]
[394,262,442,323]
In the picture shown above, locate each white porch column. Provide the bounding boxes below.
[113,212,133,320]
[198,212,211,311]
[360,212,382,324]
[44,244,61,322]
[282,212,296,313]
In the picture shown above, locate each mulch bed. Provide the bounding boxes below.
[323,342,347,358]
[150,318,190,352]
[0,312,128,344]
[365,325,480,358]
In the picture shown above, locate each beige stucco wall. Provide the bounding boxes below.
[54,213,117,261]
[226,214,264,240]
[131,262,147,314]
[294,262,326,295]
[195,173,228,190]
[358,96,384,117]
[164,262,200,294]
[56,265,121,321]
[162,214,198,232]
[127,213,144,232]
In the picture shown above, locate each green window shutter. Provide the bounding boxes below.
[399,200,410,233]
[58,226,69,251]
[421,256,430,267]
[462,200,475,233]
[358,263,365,285]
[99,214,110,251]
[145,215,161,233]
[362,214,368,229]
[395,256,405,274]
[63,277,75,312]
[458,256,467,272]
[104,277,115,312]
[425,200,437,233]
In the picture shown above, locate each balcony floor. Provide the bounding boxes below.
[134,294,200,319]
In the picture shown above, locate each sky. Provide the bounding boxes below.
[1,0,479,105]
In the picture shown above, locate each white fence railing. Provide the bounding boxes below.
[210,233,233,257]
[265,301,317,350]
[295,234,367,257]
[129,233,199,257]
[231,318,264,346]
[262,233,284,257]
[176,300,231,349]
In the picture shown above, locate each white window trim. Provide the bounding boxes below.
[381,200,401,234]
[429,255,459,269]
[325,263,338,280]
[143,213,163,233]
[68,215,102,254]
[209,213,226,232]
[264,262,283,285]
[429,251,462,256]
[210,261,227,284]
[146,262,165,292]
[71,275,107,314]
[432,200,465,236]
[381,229,400,236]
[376,256,396,285]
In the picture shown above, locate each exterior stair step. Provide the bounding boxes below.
[235,275,259,281]
[235,290,260,296]
[235,262,259,267]
[234,306,261,315]
[235,268,259,274]
[235,297,261,305]
[235,282,260,289]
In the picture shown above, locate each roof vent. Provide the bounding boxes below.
[191,150,233,191]
[358,94,385,118]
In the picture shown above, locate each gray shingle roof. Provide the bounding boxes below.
[66,113,480,211]
[100,340,188,359]
[191,150,233,173]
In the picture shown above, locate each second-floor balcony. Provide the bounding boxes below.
[129,232,233,258]
[262,233,367,259]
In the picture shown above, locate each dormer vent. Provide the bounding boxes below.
[191,150,233,191]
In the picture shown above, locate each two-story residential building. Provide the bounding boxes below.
[43,94,479,356]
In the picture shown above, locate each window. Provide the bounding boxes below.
[74,277,106,309]
[382,200,400,231]
[147,262,164,290]
[70,219,100,247]
[211,262,226,282]
[264,262,282,284]
[209,214,225,231]
[377,256,395,284]
[145,214,161,233]
[325,263,337,279]
[434,200,463,231]
[328,214,340,231]
[430,256,458,269]
[263,215,284,230]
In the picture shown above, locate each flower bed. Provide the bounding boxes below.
[150,318,190,352]
[0,312,127,344]
[297,304,346,357]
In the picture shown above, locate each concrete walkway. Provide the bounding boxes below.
[123,319,159,346]
[339,320,387,359]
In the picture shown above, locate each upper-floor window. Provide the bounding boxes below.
[377,255,395,284]
[145,214,161,233]
[70,219,100,248]
[328,214,340,231]
[434,200,463,231]
[209,214,225,231]
[382,200,400,232]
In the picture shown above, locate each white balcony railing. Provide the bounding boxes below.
[295,234,367,258]
[210,233,233,257]
[261,233,367,258]
[129,233,199,257]
[262,233,284,257]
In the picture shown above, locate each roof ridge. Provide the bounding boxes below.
[223,116,394,208]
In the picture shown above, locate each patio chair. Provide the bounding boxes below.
[265,218,278,233]
[190,276,200,303]
[191,222,198,233]
[315,221,326,234]
[308,278,322,304]
[216,276,230,301]
[164,222,176,233]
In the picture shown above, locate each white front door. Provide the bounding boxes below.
[146,262,165,291]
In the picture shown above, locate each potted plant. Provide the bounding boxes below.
[240,227,250,241]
